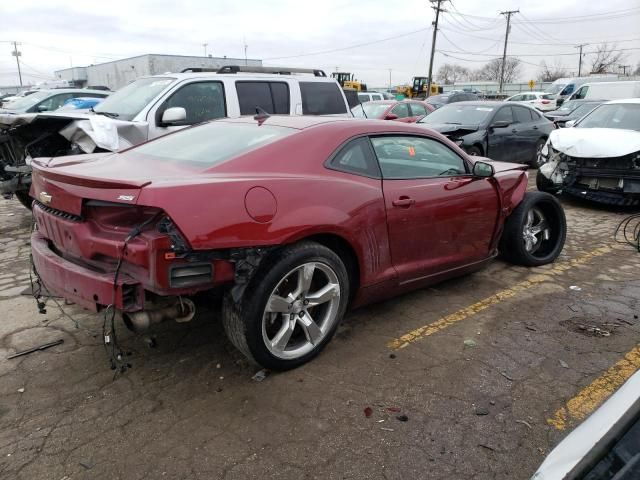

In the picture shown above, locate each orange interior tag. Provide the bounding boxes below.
[408,146,416,156]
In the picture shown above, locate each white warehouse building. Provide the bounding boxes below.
[55,54,263,91]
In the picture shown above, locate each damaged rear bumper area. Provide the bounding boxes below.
[539,148,640,206]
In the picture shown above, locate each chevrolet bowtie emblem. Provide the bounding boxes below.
[39,191,52,204]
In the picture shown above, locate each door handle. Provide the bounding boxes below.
[511,129,518,133]
[392,196,415,208]
[532,125,539,130]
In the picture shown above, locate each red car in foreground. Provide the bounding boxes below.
[30,116,566,370]
[351,100,434,122]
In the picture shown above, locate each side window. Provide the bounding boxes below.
[236,81,290,115]
[329,137,380,178]
[492,106,513,124]
[513,106,532,123]
[34,93,74,112]
[561,84,575,95]
[371,136,466,179]
[574,86,588,100]
[391,103,410,118]
[409,102,427,116]
[163,81,225,124]
[300,82,348,115]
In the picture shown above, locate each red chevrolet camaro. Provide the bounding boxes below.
[30,116,566,370]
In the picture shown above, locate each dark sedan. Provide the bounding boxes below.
[417,101,555,165]
[544,99,605,127]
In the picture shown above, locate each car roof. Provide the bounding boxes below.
[219,115,356,130]
[33,88,108,95]
[142,72,338,83]
[606,98,640,105]
[364,100,398,105]
[443,101,503,107]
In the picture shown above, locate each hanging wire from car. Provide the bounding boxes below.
[103,211,163,376]
[614,213,640,252]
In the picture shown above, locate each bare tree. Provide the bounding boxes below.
[477,57,522,83]
[590,43,627,74]
[436,63,469,84]
[537,60,568,82]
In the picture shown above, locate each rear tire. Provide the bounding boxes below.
[499,192,566,267]
[14,191,33,210]
[222,241,350,371]
[466,146,482,157]
[536,170,561,194]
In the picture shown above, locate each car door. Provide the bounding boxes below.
[370,134,500,283]
[511,106,538,163]
[408,102,428,122]
[486,106,516,162]
[149,80,226,139]
[390,102,412,122]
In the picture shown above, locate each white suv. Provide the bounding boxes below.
[0,66,351,207]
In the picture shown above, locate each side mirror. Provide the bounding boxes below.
[472,161,494,178]
[161,107,187,125]
[490,120,510,128]
[384,113,399,120]
[565,120,576,128]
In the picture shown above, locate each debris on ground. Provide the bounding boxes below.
[389,353,396,359]
[396,414,409,422]
[251,369,270,382]
[386,407,401,413]
[525,324,537,332]
[364,407,373,418]
[7,339,64,359]
[515,419,533,429]
[559,360,569,369]
[380,427,395,432]
[474,404,490,416]
[569,286,582,291]
[17,388,25,393]
[464,339,477,347]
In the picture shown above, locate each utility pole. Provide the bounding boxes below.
[202,43,208,57]
[243,38,248,66]
[388,69,392,91]
[427,0,446,98]
[498,10,518,94]
[11,41,23,87]
[575,44,588,77]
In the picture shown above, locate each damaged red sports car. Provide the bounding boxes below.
[30,116,566,370]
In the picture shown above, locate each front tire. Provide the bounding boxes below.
[466,146,482,157]
[222,241,350,371]
[14,191,33,210]
[499,192,566,267]
[536,170,561,194]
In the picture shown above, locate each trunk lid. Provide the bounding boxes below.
[30,152,200,216]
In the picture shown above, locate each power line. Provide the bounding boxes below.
[437,46,640,58]
[262,27,431,61]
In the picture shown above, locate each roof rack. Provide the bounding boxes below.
[216,65,327,77]
[180,67,220,73]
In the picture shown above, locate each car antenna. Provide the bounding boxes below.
[359,100,368,119]
[254,107,270,125]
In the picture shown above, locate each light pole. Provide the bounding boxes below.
[388,69,392,91]
[202,43,208,57]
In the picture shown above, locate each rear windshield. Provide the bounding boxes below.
[352,103,391,118]
[131,121,295,165]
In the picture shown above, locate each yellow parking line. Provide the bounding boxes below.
[548,345,640,430]
[387,246,612,350]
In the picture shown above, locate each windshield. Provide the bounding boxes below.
[559,84,575,96]
[352,103,392,118]
[131,122,295,165]
[418,104,494,125]
[94,77,175,120]
[546,83,567,95]
[556,100,582,114]
[570,103,599,118]
[3,90,51,110]
[577,103,640,131]
[426,94,449,105]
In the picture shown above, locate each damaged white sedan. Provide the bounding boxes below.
[537,99,640,206]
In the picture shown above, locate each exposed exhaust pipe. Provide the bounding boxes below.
[122,298,196,333]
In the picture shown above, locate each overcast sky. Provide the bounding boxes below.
[1,0,639,89]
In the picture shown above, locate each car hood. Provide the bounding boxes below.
[0,111,148,154]
[549,127,640,158]
[420,123,480,136]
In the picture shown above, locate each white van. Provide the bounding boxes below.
[570,81,640,102]
[548,76,617,105]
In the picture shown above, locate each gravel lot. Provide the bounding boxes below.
[1,176,639,480]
